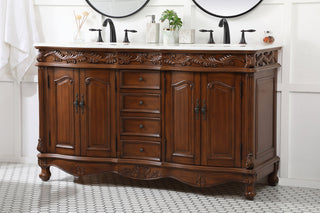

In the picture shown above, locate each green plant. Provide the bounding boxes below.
[160,10,182,31]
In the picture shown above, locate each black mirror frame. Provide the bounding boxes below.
[192,0,263,18]
[85,0,150,18]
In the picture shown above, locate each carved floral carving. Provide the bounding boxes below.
[196,175,206,187]
[37,138,46,153]
[163,53,242,67]
[246,153,254,169]
[245,54,255,68]
[119,165,161,179]
[117,52,162,65]
[37,50,117,64]
[75,165,85,176]
[255,51,277,67]
[38,158,51,167]
[37,48,278,69]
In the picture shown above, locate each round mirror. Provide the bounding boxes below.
[86,0,150,18]
[193,0,263,18]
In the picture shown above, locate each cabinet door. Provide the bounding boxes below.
[165,72,201,165]
[47,68,80,155]
[80,69,116,157]
[201,73,242,167]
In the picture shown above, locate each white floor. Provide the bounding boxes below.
[0,163,319,213]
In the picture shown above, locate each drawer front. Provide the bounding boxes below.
[121,141,160,161]
[120,93,160,114]
[120,71,160,89]
[121,117,161,138]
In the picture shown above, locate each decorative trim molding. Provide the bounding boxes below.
[118,52,162,65]
[119,165,161,179]
[37,50,117,64]
[75,165,85,176]
[246,153,254,169]
[163,53,243,67]
[196,175,206,187]
[37,138,46,153]
[255,50,277,67]
[37,48,278,69]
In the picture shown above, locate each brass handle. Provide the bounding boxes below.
[194,99,200,120]
[139,101,144,105]
[139,77,144,82]
[139,124,144,129]
[79,95,85,114]
[74,94,79,113]
[201,100,206,120]
[140,148,144,152]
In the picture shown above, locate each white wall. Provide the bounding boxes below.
[1,0,320,188]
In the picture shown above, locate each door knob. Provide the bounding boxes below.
[140,148,144,152]
[139,124,144,129]
[139,101,144,105]
[139,77,144,82]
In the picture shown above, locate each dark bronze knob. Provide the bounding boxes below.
[140,148,144,152]
[139,77,144,82]
[139,124,144,129]
[139,101,144,105]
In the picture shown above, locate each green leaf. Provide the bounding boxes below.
[160,9,182,30]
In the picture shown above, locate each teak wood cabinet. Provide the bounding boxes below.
[35,46,281,200]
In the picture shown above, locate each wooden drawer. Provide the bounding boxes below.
[121,140,160,161]
[120,93,160,114]
[120,70,160,89]
[120,117,161,138]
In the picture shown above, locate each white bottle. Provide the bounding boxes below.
[146,15,159,43]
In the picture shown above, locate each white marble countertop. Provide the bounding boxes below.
[34,42,282,51]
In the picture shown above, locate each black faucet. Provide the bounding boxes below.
[102,18,117,43]
[218,18,230,44]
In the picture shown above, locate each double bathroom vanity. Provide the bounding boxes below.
[35,0,280,200]
[35,43,281,200]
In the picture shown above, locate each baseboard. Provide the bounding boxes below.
[279,178,320,189]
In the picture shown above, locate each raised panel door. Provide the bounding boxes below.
[80,69,116,157]
[201,73,242,167]
[165,72,201,165]
[47,68,80,155]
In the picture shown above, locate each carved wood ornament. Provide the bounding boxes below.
[37,49,278,69]
[196,175,206,187]
[37,138,46,153]
[119,165,161,179]
[246,153,254,169]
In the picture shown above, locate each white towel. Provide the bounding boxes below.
[0,0,9,73]
[0,0,39,81]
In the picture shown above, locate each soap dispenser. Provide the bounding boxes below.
[146,15,159,43]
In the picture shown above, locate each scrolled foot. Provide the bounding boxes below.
[39,167,51,181]
[268,162,279,186]
[245,190,256,200]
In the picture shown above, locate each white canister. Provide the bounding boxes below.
[163,29,179,45]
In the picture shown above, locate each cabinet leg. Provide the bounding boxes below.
[244,176,256,200]
[38,159,51,181]
[39,166,51,181]
[268,161,279,186]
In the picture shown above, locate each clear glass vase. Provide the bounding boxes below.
[74,28,85,42]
